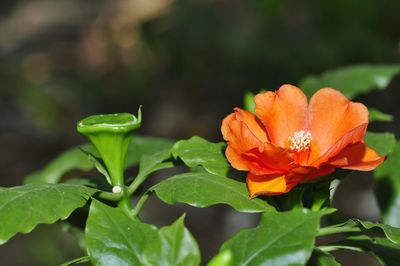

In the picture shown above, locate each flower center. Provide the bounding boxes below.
[288,130,312,152]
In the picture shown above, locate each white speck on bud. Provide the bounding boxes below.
[112,185,122,193]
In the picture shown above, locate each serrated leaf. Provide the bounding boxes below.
[25,135,174,184]
[219,209,325,266]
[374,142,400,227]
[369,108,394,123]
[0,184,96,244]
[171,136,230,176]
[364,132,396,156]
[86,200,158,266]
[299,64,400,99]
[143,215,201,266]
[151,172,274,213]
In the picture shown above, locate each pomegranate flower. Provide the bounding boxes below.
[221,85,385,197]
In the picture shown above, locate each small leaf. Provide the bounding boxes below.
[80,148,112,184]
[243,92,256,113]
[58,256,90,266]
[299,64,400,99]
[171,136,230,176]
[208,250,234,266]
[374,142,400,227]
[369,108,394,123]
[364,131,396,156]
[86,200,158,266]
[143,215,201,266]
[308,250,340,266]
[0,184,96,244]
[151,172,274,213]
[219,209,325,266]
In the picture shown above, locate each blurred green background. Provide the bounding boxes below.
[0,0,399,265]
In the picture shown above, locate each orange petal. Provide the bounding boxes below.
[310,123,367,166]
[247,173,301,197]
[328,142,385,171]
[221,109,268,152]
[254,84,308,148]
[225,146,249,171]
[308,88,368,162]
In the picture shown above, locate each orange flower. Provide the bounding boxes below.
[221,84,385,197]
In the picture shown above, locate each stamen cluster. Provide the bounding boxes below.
[288,130,312,152]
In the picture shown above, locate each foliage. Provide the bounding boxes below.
[0,64,399,265]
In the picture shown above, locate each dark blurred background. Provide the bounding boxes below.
[0,0,399,265]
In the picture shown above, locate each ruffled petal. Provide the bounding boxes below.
[254,84,308,148]
[308,88,368,162]
[310,123,367,166]
[221,109,268,152]
[328,142,385,171]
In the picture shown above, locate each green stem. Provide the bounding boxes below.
[318,245,364,252]
[318,225,362,237]
[118,186,133,215]
[132,191,151,217]
[96,191,123,201]
[127,173,147,195]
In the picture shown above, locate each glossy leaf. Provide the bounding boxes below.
[143,215,201,266]
[86,200,158,266]
[152,172,274,213]
[299,64,400,98]
[171,136,230,176]
[0,184,96,244]
[80,148,112,184]
[219,209,325,266]
[59,256,90,266]
[25,135,174,184]
[364,132,396,156]
[137,149,174,181]
[369,108,394,123]
[374,142,400,227]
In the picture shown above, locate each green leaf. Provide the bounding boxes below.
[369,108,394,123]
[137,150,174,181]
[308,250,340,266]
[339,235,400,266]
[374,142,400,227]
[364,132,396,156]
[171,136,230,176]
[86,200,158,266]
[143,215,201,266]
[243,92,256,113]
[352,220,400,245]
[298,64,400,99]
[25,135,174,184]
[58,256,90,266]
[208,250,234,266]
[24,144,95,184]
[80,148,112,184]
[0,184,96,244]
[151,172,274,213]
[219,209,325,266]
